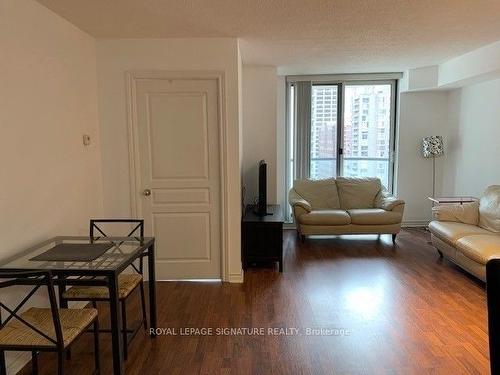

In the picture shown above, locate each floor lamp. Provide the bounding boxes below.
[422,136,444,198]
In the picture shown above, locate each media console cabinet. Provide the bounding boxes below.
[242,204,284,272]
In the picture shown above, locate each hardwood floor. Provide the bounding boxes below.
[20,229,489,374]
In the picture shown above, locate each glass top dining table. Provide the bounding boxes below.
[0,236,154,274]
[0,236,157,375]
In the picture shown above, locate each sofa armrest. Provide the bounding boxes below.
[431,201,479,225]
[376,190,405,211]
[288,189,312,213]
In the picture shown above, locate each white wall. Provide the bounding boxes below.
[406,66,439,91]
[439,40,500,88]
[442,79,500,197]
[403,41,500,92]
[96,38,242,282]
[397,91,450,225]
[0,0,102,257]
[241,66,278,205]
[0,0,102,372]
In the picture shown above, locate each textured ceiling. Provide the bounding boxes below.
[36,0,500,72]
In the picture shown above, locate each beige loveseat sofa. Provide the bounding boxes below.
[289,177,405,242]
[429,185,500,281]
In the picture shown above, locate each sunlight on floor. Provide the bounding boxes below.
[344,284,386,320]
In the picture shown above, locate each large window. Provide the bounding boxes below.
[310,85,339,179]
[285,77,397,222]
[342,84,392,187]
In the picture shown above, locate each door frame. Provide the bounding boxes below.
[126,70,229,281]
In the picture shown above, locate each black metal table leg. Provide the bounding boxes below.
[57,276,68,308]
[0,350,6,375]
[57,276,72,360]
[108,273,124,375]
[93,317,101,374]
[148,242,157,337]
[32,351,38,374]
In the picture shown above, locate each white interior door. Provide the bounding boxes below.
[134,76,221,279]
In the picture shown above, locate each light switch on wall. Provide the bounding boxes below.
[83,135,91,146]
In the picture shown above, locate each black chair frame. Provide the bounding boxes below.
[61,219,147,361]
[487,259,500,375]
[0,270,100,375]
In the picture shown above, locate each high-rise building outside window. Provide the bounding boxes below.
[285,76,398,222]
[309,83,393,188]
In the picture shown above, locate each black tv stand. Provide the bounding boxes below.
[252,208,273,217]
[242,204,284,272]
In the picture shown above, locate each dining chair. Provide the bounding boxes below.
[61,219,147,360]
[0,270,100,375]
[487,259,500,375]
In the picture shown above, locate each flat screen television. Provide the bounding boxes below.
[255,160,270,216]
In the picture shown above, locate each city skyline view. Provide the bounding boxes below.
[310,84,392,188]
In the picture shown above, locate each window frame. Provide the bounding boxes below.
[340,79,397,192]
[309,82,343,178]
[285,76,398,223]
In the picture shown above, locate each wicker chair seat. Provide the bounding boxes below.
[62,274,143,300]
[0,307,97,348]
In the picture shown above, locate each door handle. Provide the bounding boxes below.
[143,189,151,197]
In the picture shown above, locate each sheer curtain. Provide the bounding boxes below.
[293,81,312,180]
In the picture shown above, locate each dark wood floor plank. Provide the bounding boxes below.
[18,228,489,374]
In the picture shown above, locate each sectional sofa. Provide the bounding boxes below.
[429,185,500,281]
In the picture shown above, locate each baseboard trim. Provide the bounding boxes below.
[402,220,430,227]
[228,271,244,283]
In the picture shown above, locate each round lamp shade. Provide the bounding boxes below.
[422,136,444,158]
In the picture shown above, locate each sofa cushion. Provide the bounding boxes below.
[431,201,479,225]
[298,210,351,225]
[347,209,402,225]
[293,178,340,210]
[336,177,381,209]
[456,235,500,265]
[428,221,491,246]
[479,185,500,233]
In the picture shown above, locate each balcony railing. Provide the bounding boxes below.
[310,157,390,162]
